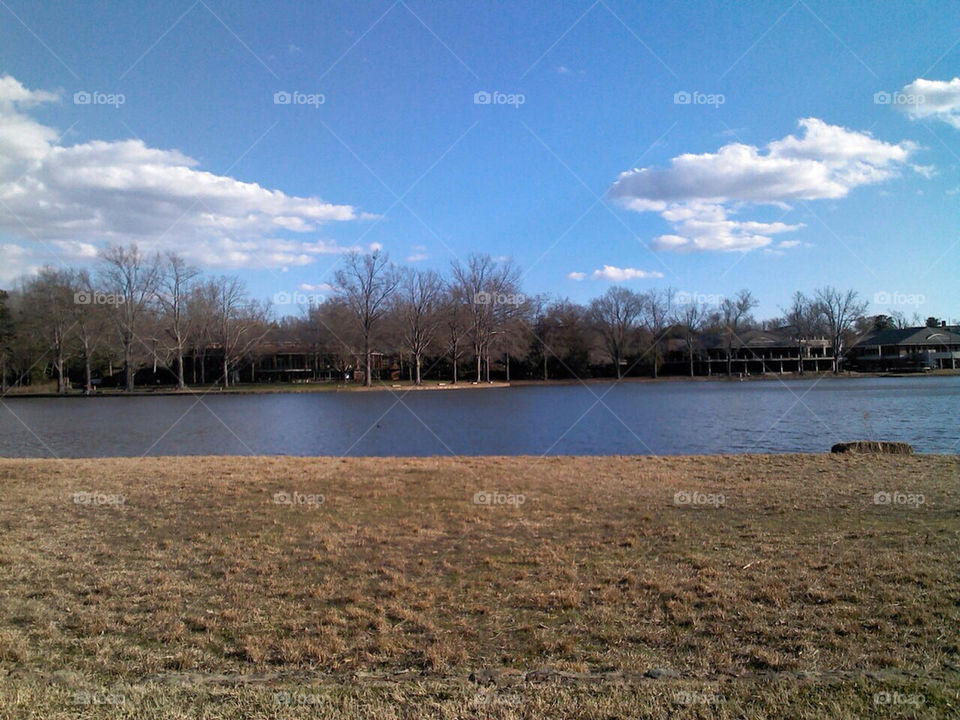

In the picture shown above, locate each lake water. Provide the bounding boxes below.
[0,377,957,457]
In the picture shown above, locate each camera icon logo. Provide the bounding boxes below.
[473,291,491,305]
[474,90,491,105]
[873,491,892,505]
[674,90,691,105]
[273,491,292,505]
[873,91,892,105]
[273,291,292,305]
[74,291,92,305]
[473,491,492,505]
[73,90,92,105]
[674,490,691,505]
[274,91,291,105]
[873,291,891,304]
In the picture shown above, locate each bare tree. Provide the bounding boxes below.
[335,251,398,386]
[22,268,76,393]
[673,300,706,377]
[814,287,868,373]
[720,290,757,376]
[396,268,442,385]
[589,287,643,379]
[440,286,469,384]
[0,289,14,393]
[157,252,199,390]
[99,244,160,391]
[204,276,251,388]
[451,254,523,382]
[642,288,674,378]
[71,269,111,393]
[782,291,823,374]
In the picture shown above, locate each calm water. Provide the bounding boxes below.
[0,377,957,457]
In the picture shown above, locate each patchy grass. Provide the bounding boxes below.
[0,454,957,718]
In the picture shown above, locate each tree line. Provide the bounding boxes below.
[0,243,927,393]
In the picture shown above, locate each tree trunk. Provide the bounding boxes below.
[176,350,186,389]
[414,354,422,385]
[615,354,622,380]
[123,334,134,391]
[506,353,510,382]
[689,345,694,377]
[56,348,65,394]
[84,355,92,394]
[543,349,548,381]
[1,354,7,393]
[222,355,229,388]
[452,348,458,384]
[475,352,482,383]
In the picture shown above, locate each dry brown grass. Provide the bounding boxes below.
[0,454,957,718]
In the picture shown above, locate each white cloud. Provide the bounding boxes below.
[299,282,336,292]
[609,118,913,252]
[590,265,664,282]
[567,271,586,281]
[899,77,960,128]
[0,74,368,274]
[406,244,428,262]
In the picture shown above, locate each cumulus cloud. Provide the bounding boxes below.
[0,75,368,273]
[406,245,429,262]
[898,77,960,128]
[608,118,913,252]
[299,282,336,292]
[575,265,665,282]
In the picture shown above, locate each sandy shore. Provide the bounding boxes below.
[1,454,957,718]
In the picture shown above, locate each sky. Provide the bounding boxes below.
[1,0,959,321]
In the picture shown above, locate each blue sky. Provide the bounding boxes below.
[1,0,959,320]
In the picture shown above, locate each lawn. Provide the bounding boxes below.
[0,454,957,718]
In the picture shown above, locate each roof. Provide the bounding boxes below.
[699,327,829,350]
[852,326,960,348]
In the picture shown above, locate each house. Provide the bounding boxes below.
[675,327,834,375]
[847,325,960,371]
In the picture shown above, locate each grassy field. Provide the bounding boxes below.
[0,454,957,718]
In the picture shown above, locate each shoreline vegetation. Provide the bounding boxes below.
[1,454,957,718]
[4,367,960,398]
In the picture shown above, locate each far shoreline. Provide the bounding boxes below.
[3,368,958,399]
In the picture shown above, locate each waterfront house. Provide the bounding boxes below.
[846,324,960,371]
